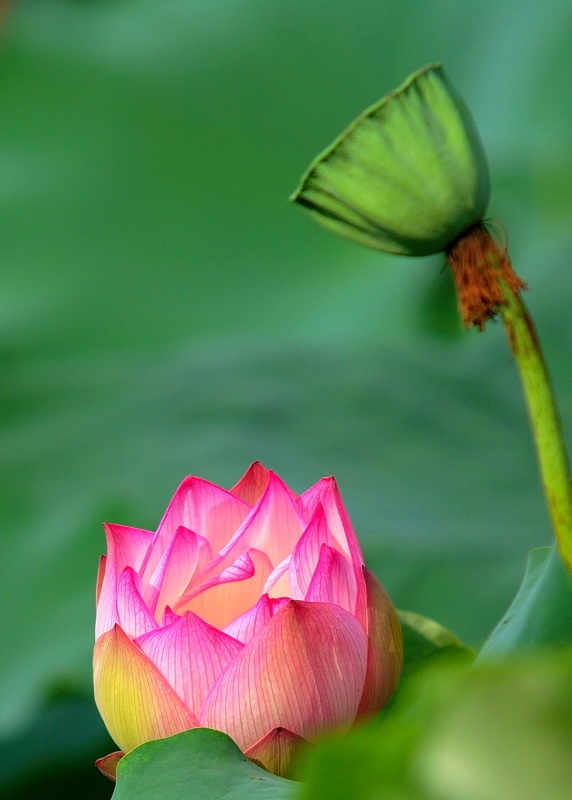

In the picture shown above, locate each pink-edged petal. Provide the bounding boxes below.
[177,548,273,630]
[296,478,361,565]
[218,472,307,573]
[229,461,272,505]
[96,524,155,639]
[96,555,106,605]
[95,750,124,782]
[263,554,291,598]
[105,523,156,573]
[201,600,368,751]
[136,611,243,718]
[245,727,307,779]
[116,567,158,639]
[357,568,403,718]
[289,504,336,599]
[304,545,356,615]
[223,593,289,644]
[161,606,181,626]
[144,527,212,619]
[93,625,198,753]
[296,478,367,625]
[154,476,251,561]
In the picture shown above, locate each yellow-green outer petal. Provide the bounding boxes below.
[93,625,199,753]
[291,63,490,256]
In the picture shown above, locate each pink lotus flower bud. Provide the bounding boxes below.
[93,464,403,778]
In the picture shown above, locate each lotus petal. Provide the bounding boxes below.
[96,524,155,639]
[223,593,289,644]
[357,568,404,716]
[263,554,292,598]
[290,503,335,598]
[93,625,198,753]
[229,461,273,505]
[153,477,251,566]
[245,727,307,779]
[220,472,306,572]
[116,567,158,639]
[144,527,212,619]
[96,555,106,605]
[297,478,367,624]
[304,544,356,615]
[136,611,243,718]
[201,600,367,751]
[177,549,273,629]
[95,750,123,781]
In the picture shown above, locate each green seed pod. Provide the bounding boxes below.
[290,63,490,257]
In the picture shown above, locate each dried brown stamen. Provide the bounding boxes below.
[446,223,526,330]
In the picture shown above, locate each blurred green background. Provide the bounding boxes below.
[1,0,571,796]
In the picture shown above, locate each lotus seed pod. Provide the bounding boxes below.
[291,63,490,257]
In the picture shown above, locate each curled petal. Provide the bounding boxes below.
[304,545,356,615]
[95,750,123,782]
[177,549,273,630]
[180,550,255,599]
[229,461,273,505]
[93,625,198,753]
[116,567,158,639]
[136,611,243,718]
[201,600,367,751]
[223,593,289,644]
[245,727,307,779]
[357,568,403,717]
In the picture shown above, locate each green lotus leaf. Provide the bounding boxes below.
[291,63,490,257]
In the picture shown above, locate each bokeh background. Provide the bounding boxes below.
[1,0,572,796]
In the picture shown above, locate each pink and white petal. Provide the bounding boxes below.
[229,461,272,505]
[297,479,367,625]
[263,555,292,599]
[223,593,284,644]
[289,504,335,599]
[95,750,124,782]
[96,555,107,605]
[93,625,198,754]
[304,545,356,615]
[244,727,307,779]
[177,549,273,630]
[201,600,367,751]
[145,528,212,619]
[116,567,158,639]
[96,524,155,639]
[155,476,251,559]
[136,611,243,718]
[357,568,403,718]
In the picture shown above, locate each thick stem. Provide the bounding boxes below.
[447,224,572,574]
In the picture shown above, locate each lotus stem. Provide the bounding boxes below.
[447,224,572,574]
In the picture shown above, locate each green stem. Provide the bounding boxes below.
[499,284,572,574]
